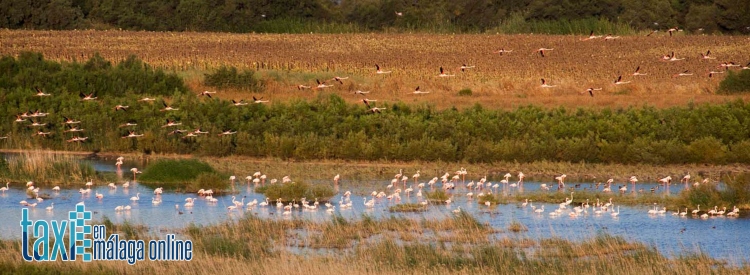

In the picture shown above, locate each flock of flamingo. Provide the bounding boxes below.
[293,28,750,103]
[5,160,741,222]
[4,84,277,141]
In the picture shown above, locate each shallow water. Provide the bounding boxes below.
[1,157,748,264]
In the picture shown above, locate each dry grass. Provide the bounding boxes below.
[2,30,750,110]
[0,215,746,274]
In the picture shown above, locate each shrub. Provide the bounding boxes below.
[426,189,451,204]
[138,159,227,192]
[203,66,263,91]
[718,70,750,94]
[389,203,428,212]
[458,88,473,96]
[255,181,335,203]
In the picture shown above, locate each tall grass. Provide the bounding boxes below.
[0,151,105,186]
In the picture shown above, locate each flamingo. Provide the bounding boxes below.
[218,129,237,136]
[611,206,620,217]
[34,87,51,96]
[701,50,716,60]
[489,48,512,56]
[139,97,156,102]
[411,86,430,94]
[632,66,647,76]
[459,64,475,72]
[667,52,685,62]
[667,26,679,36]
[534,48,553,57]
[80,92,97,100]
[160,102,179,111]
[199,91,216,98]
[333,174,340,185]
[614,75,630,85]
[0,182,9,193]
[46,203,54,211]
[580,30,602,41]
[252,96,269,104]
[692,205,701,215]
[114,105,129,111]
[122,131,144,138]
[375,64,391,74]
[680,208,688,216]
[130,168,142,180]
[540,79,557,88]
[438,66,455,77]
[672,70,693,77]
[130,193,140,201]
[162,119,182,128]
[96,192,104,199]
[603,34,620,40]
[535,205,545,214]
[585,87,602,97]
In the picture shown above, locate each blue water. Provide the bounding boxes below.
[0,155,748,265]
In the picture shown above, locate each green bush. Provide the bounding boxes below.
[458,88,473,96]
[718,70,750,94]
[139,159,215,183]
[255,182,335,203]
[203,66,263,91]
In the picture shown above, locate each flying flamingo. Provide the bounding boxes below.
[534,48,554,57]
[80,92,97,100]
[411,86,430,94]
[493,49,513,55]
[701,50,716,60]
[614,75,630,85]
[122,131,143,138]
[315,79,333,89]
[585,87,602,97]
[231,99,248,106]
[375,64,392,74]
[540,79,556,88]
[632,66,647,76]
[603,34,620,40]
[160,102,179,111]
[438,67,454,77]
[580,30,602,41]
[252,96,269,103]
[331,76,349,84]
[217,129,237,136]
[34,87,51,96]
[200,91,216,98]
[114,105,129,111]
[672,70,693,77]
[459,64,475,72]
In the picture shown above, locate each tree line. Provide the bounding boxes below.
[1,0,748,34]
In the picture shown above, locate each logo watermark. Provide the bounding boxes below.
[20,203,192,265]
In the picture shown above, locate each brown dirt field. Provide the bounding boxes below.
[2,30,750,110]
